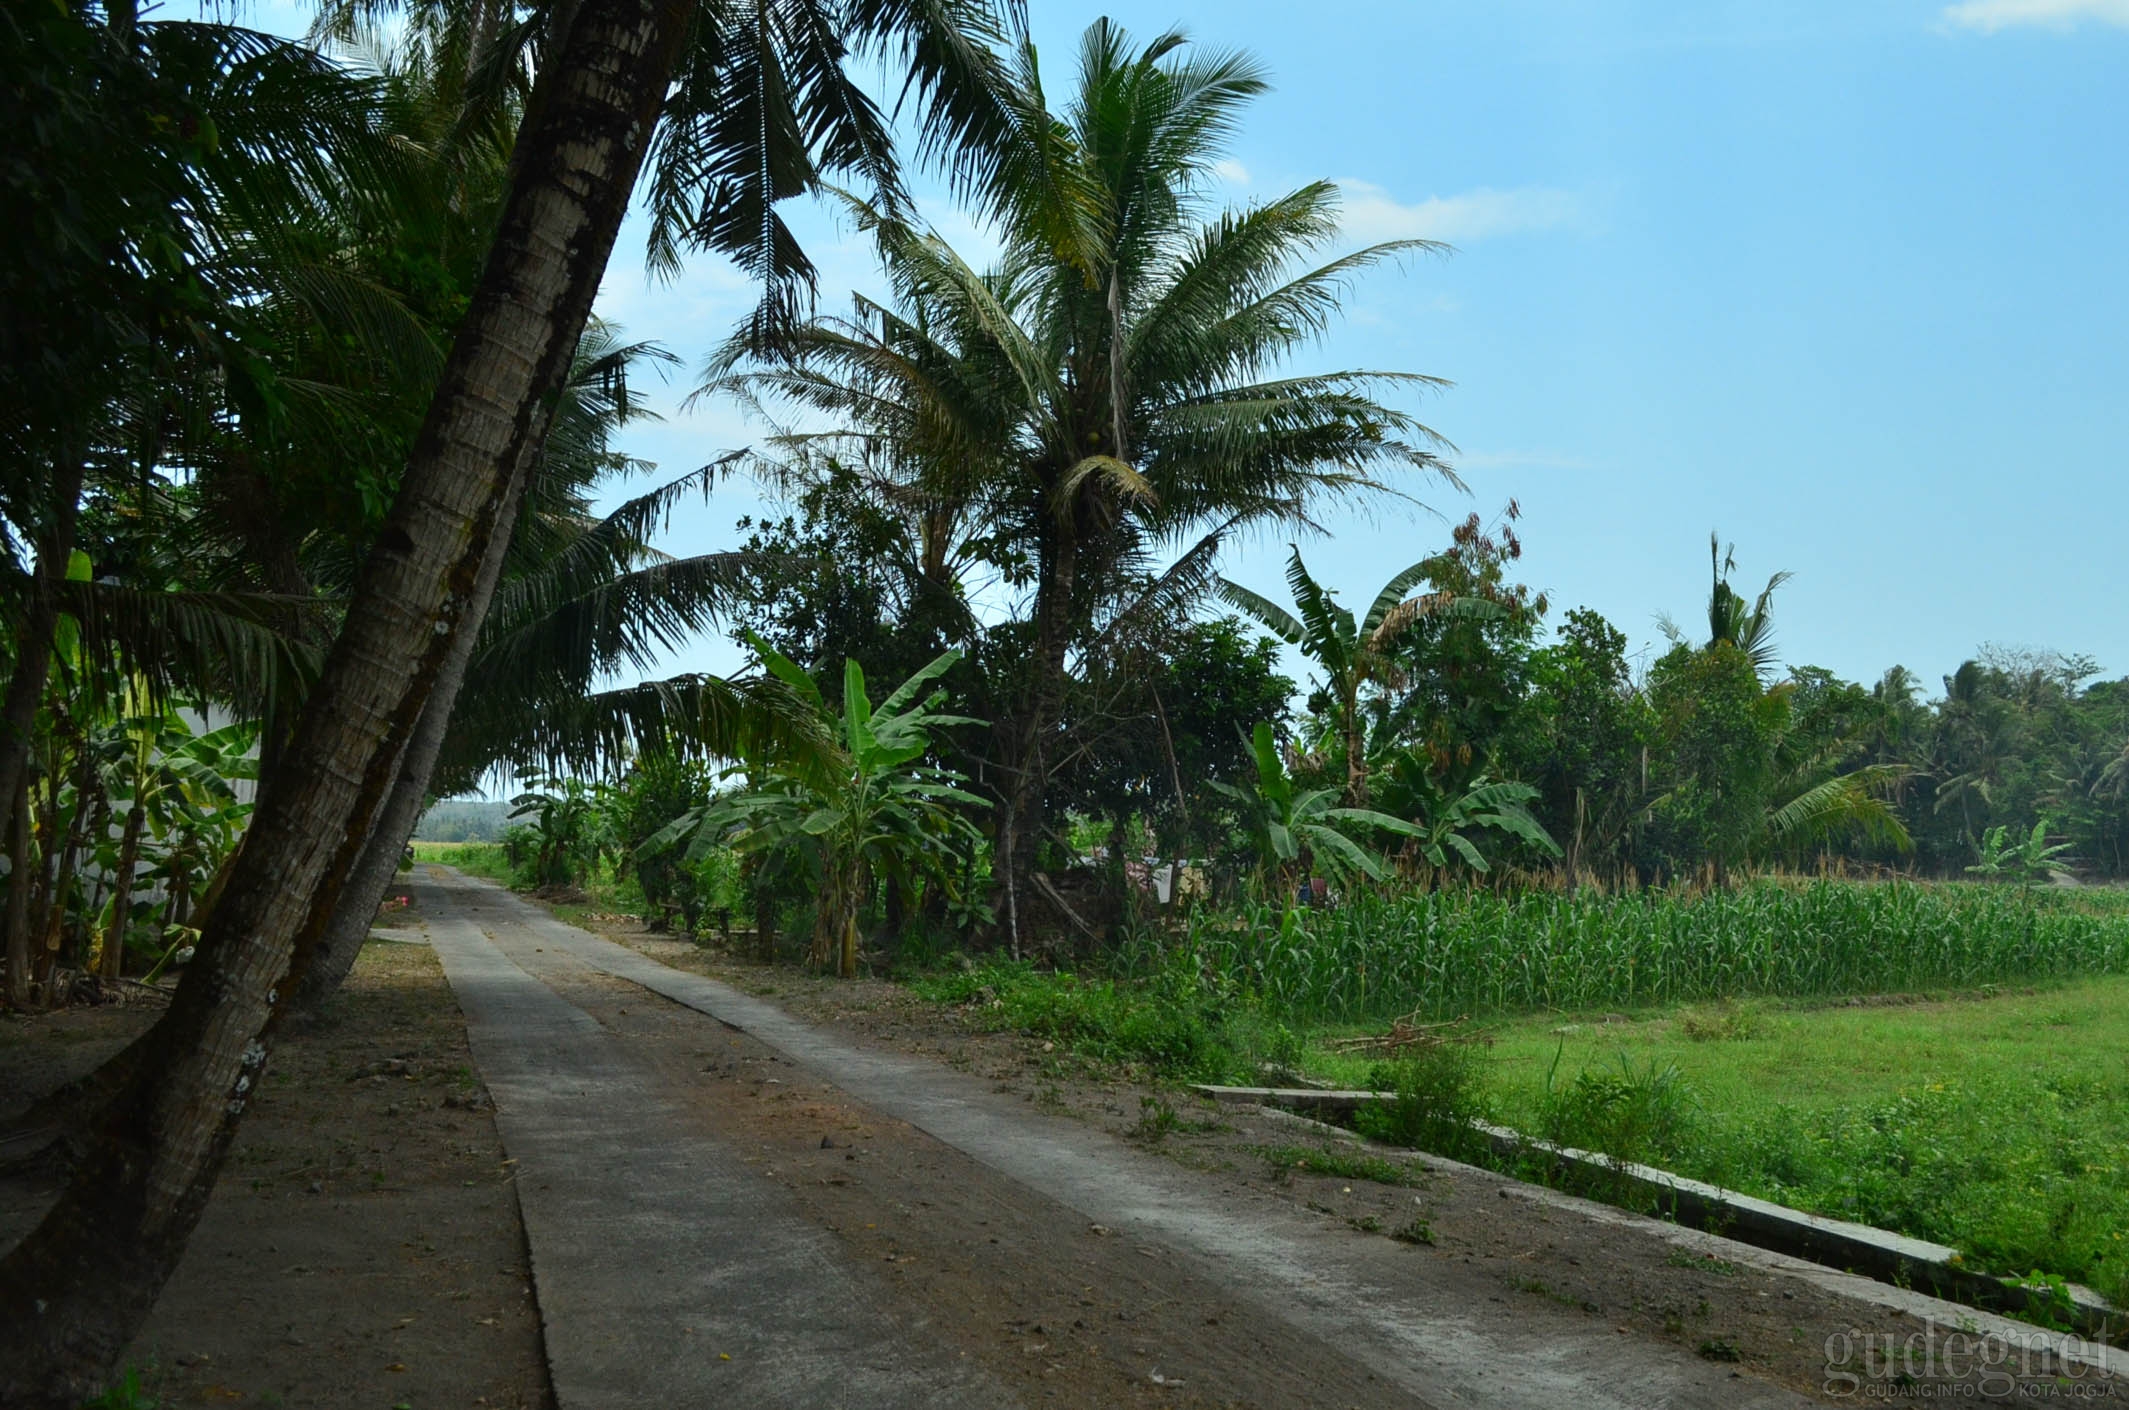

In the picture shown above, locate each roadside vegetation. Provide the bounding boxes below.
[10,0,2129,1399]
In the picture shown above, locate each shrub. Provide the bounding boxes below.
[1353,1043,1493,1163]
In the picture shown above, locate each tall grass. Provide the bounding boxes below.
[1168,882,2129,1023]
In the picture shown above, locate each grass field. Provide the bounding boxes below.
[1305,976,2129,1307]
[408,840,513,884]
[953,881,2129,1314]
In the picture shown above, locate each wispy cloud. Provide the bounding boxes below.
[1211,158,1252,186]
[1942,0,2129,31]
[1335,181,1584,245]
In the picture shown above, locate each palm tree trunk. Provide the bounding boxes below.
[291,495,516,1019]
[753,865,777,961]
[1341,682,1367,808]
[4,781,31,1008]
[996,528,1077,951]
[98,799,147,983]
[0,460,83,857]
[0,0,696,1398]
[286,718,427,1017]
[35,759,97,989]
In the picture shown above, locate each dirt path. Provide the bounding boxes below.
[427,869,1854,1409]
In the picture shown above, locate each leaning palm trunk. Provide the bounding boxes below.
[286,708,432,1016]
[4,782,31,1008]
[290,480,519,1020]
[0,0,695,1398]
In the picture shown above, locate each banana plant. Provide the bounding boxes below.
[1218,548,1503,807]
[92,709,257,980]
[1208,722,1424,898]
[1367,748,1561,875]
[1965,817,2075,884]
[506,775,615,889]
[644,635,986,977]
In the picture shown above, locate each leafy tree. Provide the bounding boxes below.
[1642,641,1784,880]
[1504,608,1654,880]
[1367,508,1547,797]
[1050,616,1296,864]
[722,460,983,705]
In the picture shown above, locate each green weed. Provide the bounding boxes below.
[1260,1144,1424,1187]
[1389,1216,1435,1245]
[80,1368,155,1410]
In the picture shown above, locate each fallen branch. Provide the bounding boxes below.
[1032,873,1102,946]
[1323,1013,1481,1055]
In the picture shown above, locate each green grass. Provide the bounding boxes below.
[911,959,1252,1081]
[1304,975,2129,1307]
[1174,881,2129,1023]
[1260,1143,1426,1187]
[408,839,514,884]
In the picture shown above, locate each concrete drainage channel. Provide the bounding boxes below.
[1194,1085,2121,1345]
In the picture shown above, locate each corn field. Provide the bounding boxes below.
[1175,883,2129,1023]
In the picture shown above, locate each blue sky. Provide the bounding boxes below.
[258,0,2129,693]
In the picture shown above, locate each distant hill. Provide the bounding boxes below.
[413,798,515,843]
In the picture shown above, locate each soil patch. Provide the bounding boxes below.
[0,941,551,1409]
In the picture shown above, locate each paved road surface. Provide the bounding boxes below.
[420,868,1813,1410]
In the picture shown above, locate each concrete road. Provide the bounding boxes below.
[420,869,1815,1410]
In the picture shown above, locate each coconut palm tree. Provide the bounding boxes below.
[0,1,1022,1398]
[1660,532,1791,682]
[724,20,1458,944]
[1217,547,1494,808]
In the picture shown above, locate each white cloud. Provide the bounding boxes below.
[1211,158,1252,186]
[1335,181,1583,245]
[1942,0,2129,31]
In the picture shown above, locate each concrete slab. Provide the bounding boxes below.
[446,872,1813,1410]
[423,893,1004,1410]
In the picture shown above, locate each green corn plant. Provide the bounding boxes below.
[1170,881,2129,1024]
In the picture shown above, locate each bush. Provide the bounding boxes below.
[1353,1043,1493,1163]
[1536,1050,1698,1176]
